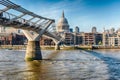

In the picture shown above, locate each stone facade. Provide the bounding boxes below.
[103,31,120,46]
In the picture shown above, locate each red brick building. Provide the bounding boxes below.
[0,33,26,45]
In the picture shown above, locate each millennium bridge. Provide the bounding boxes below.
[0,0,61,61]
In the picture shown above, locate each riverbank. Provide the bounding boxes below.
[0,45,92,50]
[0,45,26,50]
[0,45,120,50]
[92,46,120,49]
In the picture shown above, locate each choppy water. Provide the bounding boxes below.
[0,49,120,80]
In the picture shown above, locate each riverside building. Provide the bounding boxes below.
[103,28,120,47]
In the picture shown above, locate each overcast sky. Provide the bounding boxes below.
[4,0,120,32]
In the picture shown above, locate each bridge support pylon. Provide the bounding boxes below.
[25,41,42,61]
[22,21,53,61]
[55,43,60,50]
[53,39,60,50]
[22,30,43,61]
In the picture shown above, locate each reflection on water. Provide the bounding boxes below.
[0,50,120,80]
[25,61,43,80]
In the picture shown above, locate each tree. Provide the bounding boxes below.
[98,41,102,45]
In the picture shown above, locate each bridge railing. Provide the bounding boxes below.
[0,11,24,24]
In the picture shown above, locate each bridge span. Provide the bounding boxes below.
[0,0,61,60]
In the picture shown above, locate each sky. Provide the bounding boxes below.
[2,0,120,32]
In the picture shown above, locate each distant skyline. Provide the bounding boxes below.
[6,0,120,32]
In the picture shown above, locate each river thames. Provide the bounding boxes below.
[0,49,120,80]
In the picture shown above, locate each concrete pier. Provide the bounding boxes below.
[55,44,60,50]
[25,41,42,61]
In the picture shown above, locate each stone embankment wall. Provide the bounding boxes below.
[0,45,26,50]
[2,45,118,50]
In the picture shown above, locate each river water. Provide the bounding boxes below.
[0,49,120,80]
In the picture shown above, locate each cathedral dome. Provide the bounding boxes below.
[57,11,69,32]
[58,16,68,24]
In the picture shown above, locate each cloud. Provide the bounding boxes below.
[33,0,84,24]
